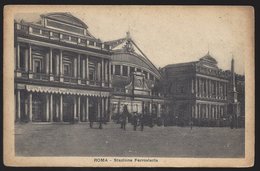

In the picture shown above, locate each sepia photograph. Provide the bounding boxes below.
[3,5,254,167]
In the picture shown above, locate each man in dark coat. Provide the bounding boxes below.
[89,112,95,128]
[133,112,138,131]
[140,113,145,131]
[121,105,128,130]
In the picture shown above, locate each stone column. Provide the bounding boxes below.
[49,48,53,81]
[208,104,211,119]
[223,83,225,99]
[195,103,198,118]
[29,92,32,121]
[78,96,81,122]
[215,81,218,99]
[157,103,161,117]
[127,66,130,76]
[56,54,59,76]
[108,61,112,87]
[59,50,63,82]
[205,104,208,118]
[101,59,104,86]
[198,78,201,97]
[28,44,33,78]
[45,52,49,75]
[105,97,108,121]
[108,98,112,121]
[97,98,101,118]
[77,54,81,84]
[24,49,28,72]
[82,59,86,79]
[50,94,53,122]
[198,103,200,119]
[86,56,89,84]
[104,60,108,82]
[206,79,208,98]
[74,57,77,78]
[201,79,204,97]
[74,96,77,120]
[85,96,89,121]
[101,97,105,120]
[49,48,53,74]
[112,64,115,75]
[191,78,194,94]
[195,77,198,97]
[17,90,21,121]
[60,94,63,122]
[82,98,86,122]
[97,63,101,81]
[45,94,49,122]
[17,42,20,70]
[149,102,152,114]
[120,65,123,76]
[208,80,211,98]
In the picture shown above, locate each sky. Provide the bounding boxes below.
[15,6,254,75]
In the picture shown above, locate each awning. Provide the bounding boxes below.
[26,85,110,97]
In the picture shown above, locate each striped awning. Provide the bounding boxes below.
[26,85,110,97]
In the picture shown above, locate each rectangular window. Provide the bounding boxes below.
[122,66,128,76]
[63,64,70,76]
[19,47,26,70]
[143,71,148,79]
[111,65,114,75]
[34,60,41,73]
[150,74,154,81]
[137,68,141,72]
[71,36,78,43]
[115,65,120,75]
[89,69,95,80]
[42,30,49,37]
[89,41,95,46]
[130,67,135,74]
[63,34,70,41]
[96,42,102,48]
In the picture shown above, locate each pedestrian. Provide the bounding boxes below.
[229,115,233,129]
[133,112,138,131]
[189,120,193,130]
[89,112,94,128]
[121,105,128,130]
[140,113,144,131]
[99,116,103,129]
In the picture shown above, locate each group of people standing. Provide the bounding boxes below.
[120,105,145,131]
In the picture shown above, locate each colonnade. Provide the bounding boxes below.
[16,42,112,87]
[192,103,227,119]
[15,90,110,122]
[192,76,228,100]
[114,100,162,117]
[112,64,156,81]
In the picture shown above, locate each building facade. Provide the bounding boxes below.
[105,33,167,122]
[161,53,245,127]
[14,13,244,127]
[14,13,112,123]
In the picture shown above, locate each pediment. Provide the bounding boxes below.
[43,13,88,28]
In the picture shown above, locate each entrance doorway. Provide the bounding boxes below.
[63,95,74,122]
[32,93,45,122]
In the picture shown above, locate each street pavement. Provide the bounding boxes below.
[15,122,245,157]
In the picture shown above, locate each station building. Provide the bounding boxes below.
[161,53,245,127]
[105,33,166,120]
[14,12,244,127]
[14,13,112,122]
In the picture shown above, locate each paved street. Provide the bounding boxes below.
[15,123,244,157]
